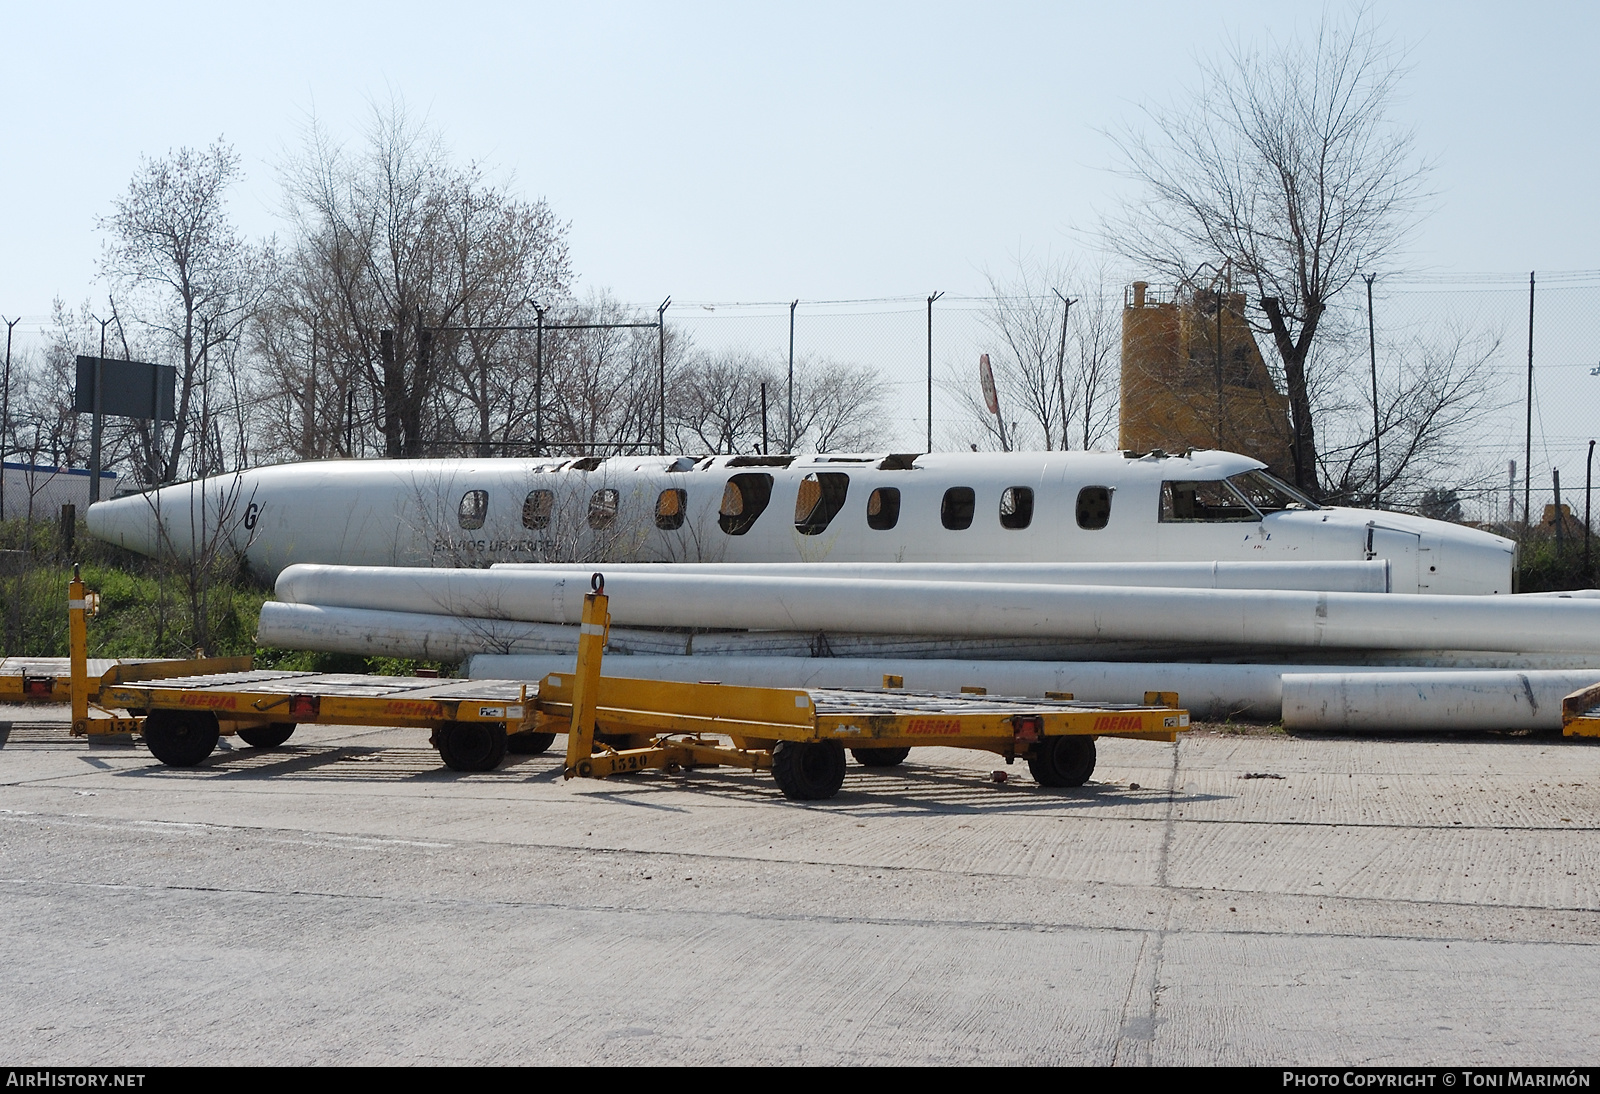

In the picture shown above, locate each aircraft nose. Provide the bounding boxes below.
[86,493,161,556]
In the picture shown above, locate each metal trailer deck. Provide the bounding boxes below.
[1563,683,1600,739]
[66,570,1191,801]
[2,656,174,703]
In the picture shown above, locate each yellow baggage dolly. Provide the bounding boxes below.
[65,570,1191,800]
[1562,683,1600,739]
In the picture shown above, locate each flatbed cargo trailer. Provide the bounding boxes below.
[1563,683,1600,738]
[65,570,1190,799]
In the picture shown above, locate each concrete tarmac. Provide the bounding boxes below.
[2,707,1598,1066]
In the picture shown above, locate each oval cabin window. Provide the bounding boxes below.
[458,489,488,530]
[655,488,687,531]
[588,488,619,529]
[1076,486,1112,530]
[866,487,900,530]
[522,489,554,530]
[941,487,975,531]
[719,473,774,535]
[999,486,1033,530]
[794,472,850,535]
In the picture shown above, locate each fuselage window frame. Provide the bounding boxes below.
[719,473,775,536]
[522,489,554,530]
[588,487,620,530]
[655,488,687,531]
[866,486,901,531]
[458,489,489,531]
[941,486,976,531]
[794,472,851,536]
[999,486,1034,530]
[1075,486,1113,530]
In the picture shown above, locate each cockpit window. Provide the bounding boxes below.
[1160,480,1260,522]
[1227,470,1321,513]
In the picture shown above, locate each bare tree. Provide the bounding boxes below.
[668,349,776,454]
[955,259,1120,452]
[788,356,888,453]
[100,139,269,484]
[1106,8,1429,494]
[1317,325,1502,508]
[267,101,570,461]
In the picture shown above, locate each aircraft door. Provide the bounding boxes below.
[1366,522,1421,594]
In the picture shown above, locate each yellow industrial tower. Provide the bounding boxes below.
[1120,280,1295,480]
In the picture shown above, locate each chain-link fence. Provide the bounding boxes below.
[3,273,1597,534]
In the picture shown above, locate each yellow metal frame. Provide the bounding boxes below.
[546,585,1190,782]
[1562,683,1600,738]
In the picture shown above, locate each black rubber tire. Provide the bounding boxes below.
[1028,735,1096,787]
[771,740,847,801]
[142,709,220,767]
[237,722,296,749]
[852,746,911,768]
[436,721,508,772]
[506,730,557,756]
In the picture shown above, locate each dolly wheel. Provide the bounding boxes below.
[142,710,221,767]
[772,740,846,801]
[1028,735,1096,788]
[436,721,508,772]
[238,723,296,749]
[506,730,557,756]
[852,746,911,768]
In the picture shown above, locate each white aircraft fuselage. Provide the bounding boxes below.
[84,449,1517,594]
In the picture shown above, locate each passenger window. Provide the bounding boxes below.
[458,489,488,530]
[866,487,900,531]
[655,488,687,531]
[941,487,975,530]
[999,486,1033,530]
[588,488,619,529]
[522,489,554,530]
[719,473,774,535]
[794,472,850,536]
[1159,480,1259,523]
[1076,486,1112,530]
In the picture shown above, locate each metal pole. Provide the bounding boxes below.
[1214,286,1224,449]
[788,300,798,452]
[760,382,769,455]
[1525,271,1535,528]
[1586,439,1594,577]
[1554,467,1564,554]
[532,301,545,457]
[1365,273,1381,508]
[1051,290,1074,451]
[658,297,671,455]
[1,316,17,521]
[89,317,110,503]
[926,291,943,452]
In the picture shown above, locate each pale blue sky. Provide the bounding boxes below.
[3,0,1596,314]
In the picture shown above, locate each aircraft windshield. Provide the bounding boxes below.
[1226,470,1321,513]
